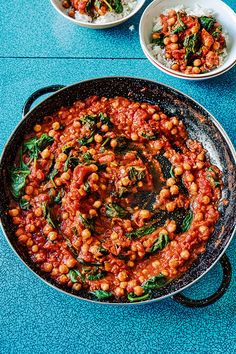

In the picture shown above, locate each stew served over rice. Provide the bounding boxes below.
[8,96,222,301]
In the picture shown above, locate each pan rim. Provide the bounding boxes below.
[0,76,235,305]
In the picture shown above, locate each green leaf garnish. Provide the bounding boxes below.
[142,274,167,290]
[181,210,193,232]
[127,292,150,302]
[90,290,113,300]
[105,203,128,219]
[149,234,169,254]
[126,223,158,239]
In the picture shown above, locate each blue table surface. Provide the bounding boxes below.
[0,1,236,353]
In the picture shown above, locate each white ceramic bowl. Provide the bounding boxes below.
[51,0,146,29]
[139,0,236,80]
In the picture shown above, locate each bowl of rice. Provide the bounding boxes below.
[51,0,145,29]
[139,0,236,80]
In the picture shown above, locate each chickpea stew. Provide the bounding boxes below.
[150,8,227,75]
[8,95,223,302]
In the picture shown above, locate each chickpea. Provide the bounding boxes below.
[159,228,168,237]
[161,269,169,277]
[131,133,138,141]
[152,113,160,120]
[101,283,110,291]
[183,162,191,171]
[196,161,205,169]
[48,130,55,137]
[167,17,176,26]
[118,271,128,282]
[169,43,179,50]
[192,67,201,74]
[139,209,151,219]
[193,59,201,67]
[195,212,203,222]
[61,172,70,181]
[94,134,103,143]
[213,42,220,50]
[73,121,81,129]
[164,37,171,46]
[185,173,194,182]
[101,124,109,132]
[90,173,99,182]
[33,124,41,132]
[170,34,178,43]
[169,259,179,268]
[81,229,91,239]
[9,208,19,217]
[170,185,179,195]
[165,121,173,130]
[52,122,60,130]
[199,225,209,234]
[66,258,77,268]
[134,286,144,296]
[114,287,124,297]
[55,178,62,186]
[167,221,177,233]
[121,177,130,186]
[89,209,97,217]
[166,201,176,212]
[168,9,176,17]
[27,239,33,247]
[90,164,98,172]
[110,139,117,148]
[59,264,69,274]
[48,231,58,241]
[202,195,211,205]
[41,148,51,159]
[25,185,34,195]
[174,166,183,176]
[127,261,135,267]
[18,234,28,243]
[32,245,39,253]
[62,212,69,220]
[72,283,82,291]
[152,32,162,40]
[120,281,128,289]
[171,64,179,71]
[15,228,24,237]
[180,250,190,260]
[12,217,21,225]
[190,182,198,193]
[43,263,53,272]
[160,189,170,199]
[166,177,176,187]
[152,260,160,268]
[58,152,68,162]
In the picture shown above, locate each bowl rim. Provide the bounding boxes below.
[141,40,236,80]
[50,0,146,28]
[1,76,236,305]
[139,0,236,79]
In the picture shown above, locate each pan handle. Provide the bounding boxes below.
[22,85,65,117]
[172,254,232,308]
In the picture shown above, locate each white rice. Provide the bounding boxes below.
[148,5,228,70]
[74,0,137,23]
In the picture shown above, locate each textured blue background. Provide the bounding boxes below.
[0,1,235,353]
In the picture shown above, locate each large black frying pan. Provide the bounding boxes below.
[0,77,235,307]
